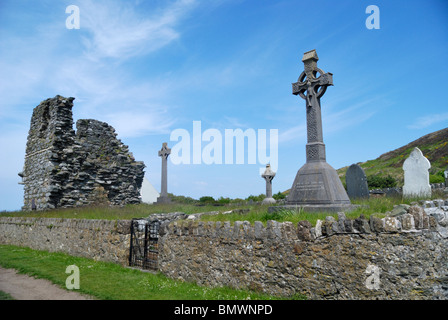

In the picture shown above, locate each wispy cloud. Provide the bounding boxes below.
[278,99,377,144]
[0,0,198,137]
[407,112,448,130]
[80,0,197,60]
[103,109,175,138]
[323,101,376,134]
[278,122,307,143]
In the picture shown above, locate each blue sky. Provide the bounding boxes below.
[1,0,447,211]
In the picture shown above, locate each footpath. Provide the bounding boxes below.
[0,267,94,300]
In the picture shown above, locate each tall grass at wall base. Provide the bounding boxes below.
[1,190,445,226]
[200,192,446,226]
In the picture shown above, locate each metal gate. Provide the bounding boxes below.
[129,219,160,270]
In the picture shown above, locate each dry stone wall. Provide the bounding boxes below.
[1,200,447,299]
[0,217,131,265]
[19,96,145,210]
[158,200,448,300]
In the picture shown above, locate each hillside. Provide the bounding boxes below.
[337,127,448,187]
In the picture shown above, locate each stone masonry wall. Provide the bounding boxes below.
[1,200,447,299]
[0,217,131,265]
[19,96,145,210]
[158,200,448,300]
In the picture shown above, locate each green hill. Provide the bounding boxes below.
[337,127,448,187]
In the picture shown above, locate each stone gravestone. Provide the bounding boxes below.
[345,163,369,199]
[261,164,276,204]
[141,177,160,204]
[271,49,354,213]
[402,147,431,198]
[156,142,172,204]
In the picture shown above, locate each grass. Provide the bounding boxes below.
[0,202,238,220]
[2,191,446,227]
[0,290,15,300]
[336,130,448,186]
[199,191,447,226]
[0,244,302,300]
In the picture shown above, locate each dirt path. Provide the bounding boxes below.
[0,267,94,300]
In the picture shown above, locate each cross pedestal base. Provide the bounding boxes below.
[156,196,171,204]
[271,161,355,213]
[262,197,276,205]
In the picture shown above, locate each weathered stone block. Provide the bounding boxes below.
[383,217,398,233]
[266,220,281,239]
[322,216,338,236]
[353,215,371,233]
[313,219,323,238]
[344,219,354,233]
[337,212,346,233]
[390,204,410,217]
[254,221,265,239]
[409,205,426,229]
[297,220,312,241]
[398,214,415,231]
[370,216,384,233]
[233,221,243,239]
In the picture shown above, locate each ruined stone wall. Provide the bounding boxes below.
[158,201,448,300]
[19,96,145,210]
[0,217,131,265]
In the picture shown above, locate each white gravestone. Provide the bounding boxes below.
[403,147,431,198]
[141,177,160,204]
[444,166,448,193]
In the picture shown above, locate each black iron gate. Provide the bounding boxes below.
[129,219,160,270]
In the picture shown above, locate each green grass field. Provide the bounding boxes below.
[0,202,224,220]
[1,191,445,227]
[0,245,303,300]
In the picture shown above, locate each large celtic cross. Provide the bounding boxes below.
[292,49,333,163]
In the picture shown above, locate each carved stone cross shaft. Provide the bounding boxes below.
[292,49,333,163]
[261,164,276,204]
[158,142,171,198]
[261,164,276,199]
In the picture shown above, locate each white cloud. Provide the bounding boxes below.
[103,110,175,138]
[408,112,448,130]
[277,99,376,144]
[278,122,307,144]
[323,101,376,134]
[0,0,199,136]
[80,0,196,60]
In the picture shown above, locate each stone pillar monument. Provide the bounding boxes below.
[261,164,276,204]
[271,50,353,213]
[157,142,171,204]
